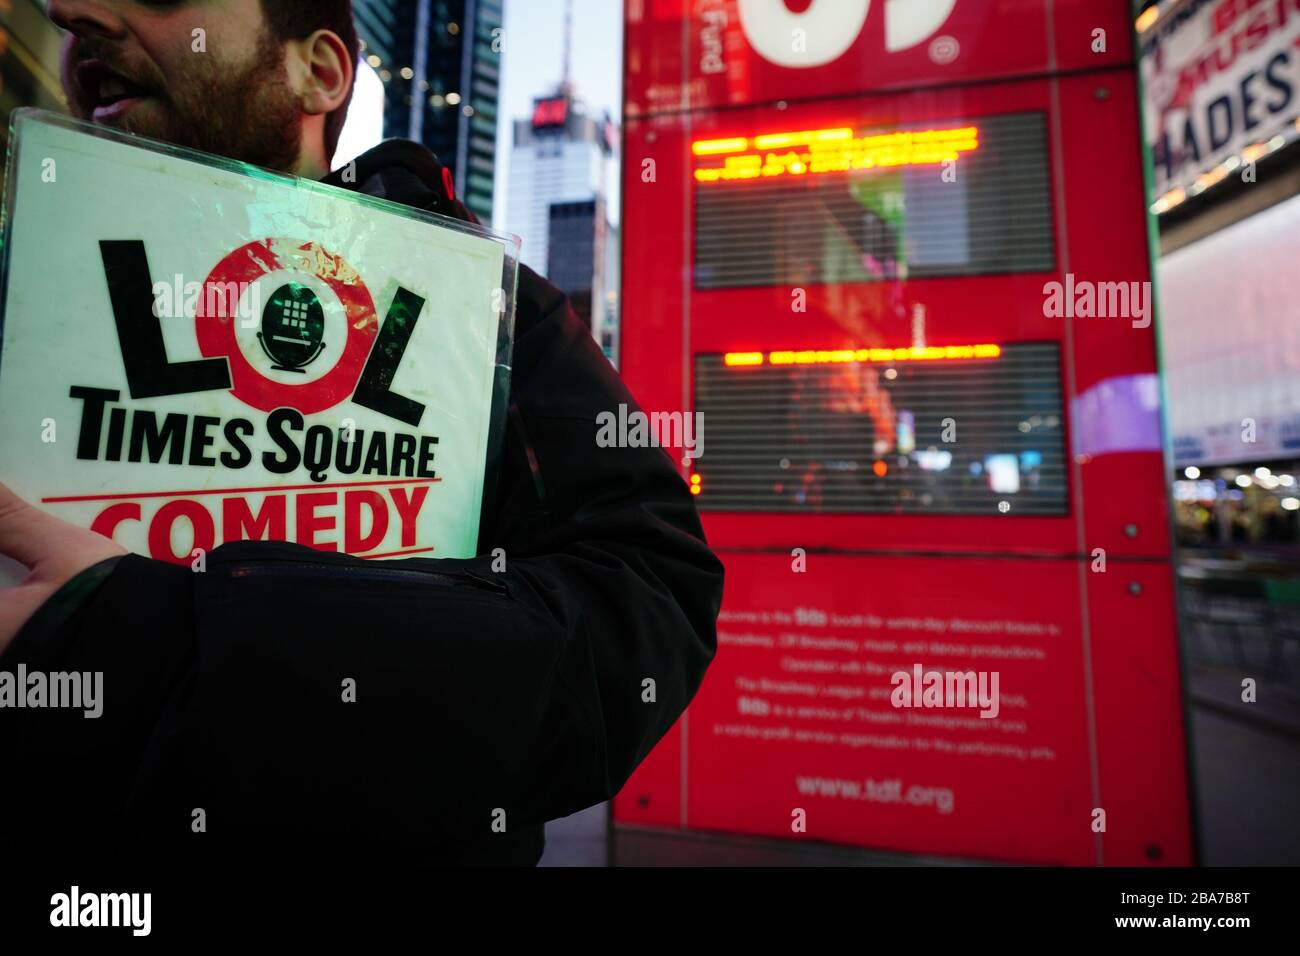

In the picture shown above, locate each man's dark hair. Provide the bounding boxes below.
[259,0,360,162]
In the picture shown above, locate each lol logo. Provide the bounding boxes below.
[737,0,959,69]
[98,238,427,427]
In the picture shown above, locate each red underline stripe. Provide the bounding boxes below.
[361,546,437,560]
[41,477,441,504]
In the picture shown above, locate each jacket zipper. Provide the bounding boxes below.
[227,558,510,597]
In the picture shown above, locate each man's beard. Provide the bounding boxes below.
[67,30,304,173]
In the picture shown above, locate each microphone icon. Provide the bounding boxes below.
[257,282,326,373]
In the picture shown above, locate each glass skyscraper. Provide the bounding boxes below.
[353,0,503,222]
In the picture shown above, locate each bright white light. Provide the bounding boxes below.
[914,449,953,471]
[1282,498,1300,511]
[986,455,1020,494]
[1255,466,1271,478]
[1184,466,1200,479]
[1235,474,1252,488]
[1279,475,1296,487]
[334,60,386,171]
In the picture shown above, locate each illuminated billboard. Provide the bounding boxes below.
[531,96,569,128]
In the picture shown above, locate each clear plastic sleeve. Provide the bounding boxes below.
[0,108,520,584]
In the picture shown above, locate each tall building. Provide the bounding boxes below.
[502,0,620,364]
[541,196,619,365]
[353,0,503,222]
[505,90,616,278]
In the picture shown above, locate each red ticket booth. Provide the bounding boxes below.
[616,0,1193,865]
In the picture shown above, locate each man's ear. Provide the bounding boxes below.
[291,29,354,118]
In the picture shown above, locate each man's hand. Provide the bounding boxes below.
[0,482,126,654]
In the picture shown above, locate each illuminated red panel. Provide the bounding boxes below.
[693,124,980,182]
[722,344,1002,367]
[618,0,1190,865]
[625,0,1134,116]
[531,97,569,128]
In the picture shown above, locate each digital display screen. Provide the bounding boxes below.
[693,111,1055,290]
[693,342,1068,516]
[532,97,569,128]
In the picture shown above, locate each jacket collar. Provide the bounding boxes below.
[318,139,460,219]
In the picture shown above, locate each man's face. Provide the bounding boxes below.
[48,0,304,171]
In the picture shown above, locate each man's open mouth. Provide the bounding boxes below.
[75,60,153,115]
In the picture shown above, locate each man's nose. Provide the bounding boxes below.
[45,0,128,39]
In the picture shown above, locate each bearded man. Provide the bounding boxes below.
[0,0,722,869]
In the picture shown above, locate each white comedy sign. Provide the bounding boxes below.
[0,110,515,580]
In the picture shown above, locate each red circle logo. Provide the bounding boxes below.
[195,239,377,414]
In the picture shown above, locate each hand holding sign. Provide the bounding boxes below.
[0,482,126,652]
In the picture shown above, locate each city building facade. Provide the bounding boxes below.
[353,0,503,222]
[1138,0,1300,551]
[506,89,619,361]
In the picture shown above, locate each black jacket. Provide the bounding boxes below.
[0,140,723,868]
